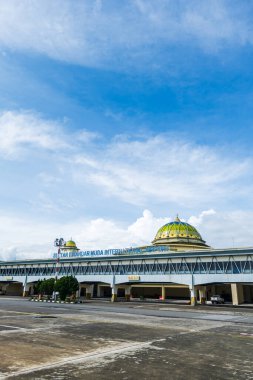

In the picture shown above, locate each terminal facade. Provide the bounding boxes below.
[0,216,253,305]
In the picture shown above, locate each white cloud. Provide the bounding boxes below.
[0,214,53,260]
[1,209,253,261]
[188,209,216,227]
[37,172,63,186]
[0,210,168,260]
[76,209,170,249]
[0,111,66,158]
[0,1,251,68]
[127,209,170,244]
[188,210,253,249]
[1,109,252,214]
[0,111,98,159]
[76,130,101,144]
[0,110,253,259]
[73,135,252,208]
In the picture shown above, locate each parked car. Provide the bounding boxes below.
[210,295,225,304]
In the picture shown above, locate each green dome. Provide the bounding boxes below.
[155,216,202,240]
[60,239,79,252]
[65,240,77,248]
[152,215,209,250]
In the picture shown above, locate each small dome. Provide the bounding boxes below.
[152,215,210,250]
[65,240,77,248]
[59,238,80,252]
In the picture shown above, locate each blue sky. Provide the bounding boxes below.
[1,0,253,258]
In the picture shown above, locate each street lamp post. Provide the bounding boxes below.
[54,238,65,301]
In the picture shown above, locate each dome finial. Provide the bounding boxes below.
[175,214,180,222]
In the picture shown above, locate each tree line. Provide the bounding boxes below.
[34,276,79,301]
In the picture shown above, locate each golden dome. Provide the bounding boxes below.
[65,240,77,248]
[61,239,79,251]
[152,215,210,251]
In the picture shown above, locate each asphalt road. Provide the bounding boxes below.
[0,297,253,380]
[1,297,253,324]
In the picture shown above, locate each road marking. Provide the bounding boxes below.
[1,341,153,379]
[240,332,253,337]
[0,325,20,330]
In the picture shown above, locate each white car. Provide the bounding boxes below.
[210,295,225,304]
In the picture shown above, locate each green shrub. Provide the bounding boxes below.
[54,276,79,301]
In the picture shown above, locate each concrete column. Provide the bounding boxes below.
[29,284,34,296]
[199,286,207,304]
[76,285,81,299]
[79,285,85,298]
[76,284,82,298]
[97,285,102,298]
[231,283,244,305]
[190,286,197,306]
[244,286,251,303]
[23,283,30,297]
[210,285,216,297]
[111,285,118,302]
[1,284,9,295]
[161,285,166,300]
[86,284,94,300]
[125,286,131,301]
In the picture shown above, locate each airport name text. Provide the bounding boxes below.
[52,246,169,259]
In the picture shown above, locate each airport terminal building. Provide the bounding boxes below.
[0,216,253,305]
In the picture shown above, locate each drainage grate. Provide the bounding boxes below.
[34,316,57,319]
[0,325,20,331]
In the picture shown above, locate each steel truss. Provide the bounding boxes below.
[0,254,253,277]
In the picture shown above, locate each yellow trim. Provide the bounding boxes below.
[131,284,188,288]
[191,297,197,306]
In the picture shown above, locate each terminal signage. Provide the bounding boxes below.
[128,275,140,281]
[52,245,169,259]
